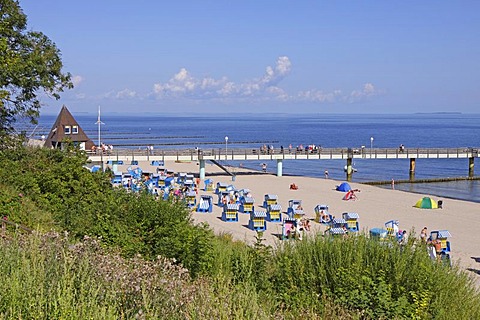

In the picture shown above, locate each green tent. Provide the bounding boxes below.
[414,197,438,209]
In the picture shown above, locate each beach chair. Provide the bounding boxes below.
[184,179,195,190]
[165,177,175,187]
[185,190,197,208]
[282,218,298,240]
[131,182,142,193]
[342,212,360,232]
[267,204,282,222]
[286,200,305,219]
[197,195,213,213]
[121,173,132,188]
[240,197,255,214]
[369,228,388,240]
[215,182,228,194]
[176,172,187,185]
[314,204,332,224]
[111,172,122,184]
[385,220,400,239]
[222,203,239,222]
[204,179,214,192]
[128,167,143,180]
[429,230,452,255]
[150,174,160,187]
[217,191,230,207]
[331,218,348,230]
[237,188,251,199]
[157,175,166,187]
[326,227,347,237]
[263,194,278,208]
[249,210,267,232]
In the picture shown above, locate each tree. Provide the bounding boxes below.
[0,0,72,140]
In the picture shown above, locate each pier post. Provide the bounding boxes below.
[199,160,206,180]
[276,159,283,177]
[409,158,416,181]
[346,158,353,181]
[469,157,474,177]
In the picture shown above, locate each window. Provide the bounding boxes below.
[64,126,71,134]
[72,125,78,134]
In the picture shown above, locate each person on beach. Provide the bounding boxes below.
[398,230,408,249]
[420,227,428,244]
[391,178,395,190]
[428,237,443,261]
[261,163,267,173]
[302,218,311,231]
[324,170,329,179]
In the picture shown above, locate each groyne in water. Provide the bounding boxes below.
[364,176,480,185]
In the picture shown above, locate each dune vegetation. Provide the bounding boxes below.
[1,144,479,319]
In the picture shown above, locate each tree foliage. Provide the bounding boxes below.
[0,0,72,139]
[0,145,215,276]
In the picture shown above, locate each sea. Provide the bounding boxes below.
[27,113,480,203]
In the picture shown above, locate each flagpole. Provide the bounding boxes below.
[95,106,105,147]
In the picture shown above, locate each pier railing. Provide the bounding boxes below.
[87,147,479,162]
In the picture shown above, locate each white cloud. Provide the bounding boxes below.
[296,89,342,103]
[103,88,138,100]
[89,57,381,107]
[71,75,84,87]
[151,56,292,100]
[116,88,137,99]
[347,83,379,102]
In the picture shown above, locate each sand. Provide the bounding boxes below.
[116,160,480,285]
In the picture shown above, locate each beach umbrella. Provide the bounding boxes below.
[336,182,351,192]
[414,197,438,209]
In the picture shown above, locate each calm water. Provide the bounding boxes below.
[32,113,480,203]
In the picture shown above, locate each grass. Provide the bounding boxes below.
[1,227,479,319]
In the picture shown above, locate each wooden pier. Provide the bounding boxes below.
[88,147,479,181]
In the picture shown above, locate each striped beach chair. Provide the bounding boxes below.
[342,212,360,232]
[263,194,278,208]
[287,200,302,217]
[282,217,297,240]
[332,218,347,229]
[215,182,228,194]
[326,227,347,237]
[315,204,332,224]
[249,210,267,231]
[385,220,400,238]
[185,190,196,208]
[222,203,239,222]
[197,195,213,213]
[240,197,255,214]
[267,204,282,222]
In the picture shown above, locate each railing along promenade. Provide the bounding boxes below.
[88,147,479,181]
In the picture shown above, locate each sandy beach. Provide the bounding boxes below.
[116,160,480,285]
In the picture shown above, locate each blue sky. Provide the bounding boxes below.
[22,1,480,114]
